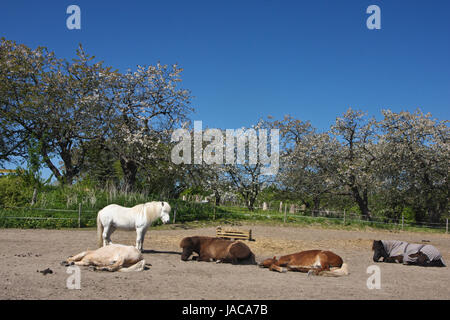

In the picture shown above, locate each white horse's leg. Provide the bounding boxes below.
[136,227,147,251]
[107,225,116,245]
[66,251,91,263]
[64,251,93,267]
[103,224,115,246]
[118,259,146,272]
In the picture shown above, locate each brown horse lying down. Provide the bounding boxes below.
[259,250,349,276]
[62,244,146,272]
[180,236,256,265]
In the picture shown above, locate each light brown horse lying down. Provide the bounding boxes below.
[259,250,348,277]
[180,236,256,265]
[62,244,146,272]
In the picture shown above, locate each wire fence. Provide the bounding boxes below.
[218,202,449,232]
[179,199,449,233]
[0,205,98,228]
[0,202,448,233]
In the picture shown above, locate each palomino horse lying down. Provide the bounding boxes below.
[372,240,446,267]
[97,201,171,251]
[62,244,146,272]
[180,236,256,265]
[259,250,349,277]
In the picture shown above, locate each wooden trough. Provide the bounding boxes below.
[216,226,254,241]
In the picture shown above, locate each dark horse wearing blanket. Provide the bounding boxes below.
[372,240,446,267]
[180,236,256,265]
[259,250,348,276]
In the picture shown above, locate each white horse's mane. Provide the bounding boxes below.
[143,201,166,223]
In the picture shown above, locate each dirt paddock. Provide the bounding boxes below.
[0,224,449,300]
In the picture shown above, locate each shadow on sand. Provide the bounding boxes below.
[142,249,181,255]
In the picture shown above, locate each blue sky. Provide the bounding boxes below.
[1,0,449,131]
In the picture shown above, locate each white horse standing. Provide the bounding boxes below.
[97,201,171,251]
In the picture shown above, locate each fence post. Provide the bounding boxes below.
[446,219,448,234]
[284,204,287,224]
[78,203,81,228]
[213,203,216,220]
[401,212,404,231]
[343,209,346,225]
[173,206,177,224]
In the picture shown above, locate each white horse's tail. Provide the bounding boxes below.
[118,259,146,272]
[97,212,104,248]
[318,263,349,277]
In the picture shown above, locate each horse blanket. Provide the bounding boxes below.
[381,240,446,266]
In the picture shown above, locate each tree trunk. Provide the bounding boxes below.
[214,189,221,206]
[120,158,138,191]
[41,145,63,183]
[41,143,78,185]
[313,197,320,214]
[30,188,37,205]
[426,194,440,223]
[242,192,256,212]
[423,172,441,223]
[247,197,256,212]
[351,186,372,220]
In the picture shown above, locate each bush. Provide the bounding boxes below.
[0,175,34,207]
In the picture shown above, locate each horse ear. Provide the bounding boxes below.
[372,240,381,250]
[180,237,193,248]
[161,202,164,207]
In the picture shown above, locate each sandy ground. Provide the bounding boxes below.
[0,223,449,300]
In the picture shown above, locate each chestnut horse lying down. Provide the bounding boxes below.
[259,250,349,277]
[62,244,146,272]
[180,236,256,265]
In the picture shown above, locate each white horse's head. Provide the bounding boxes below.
[159,201,171,224]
